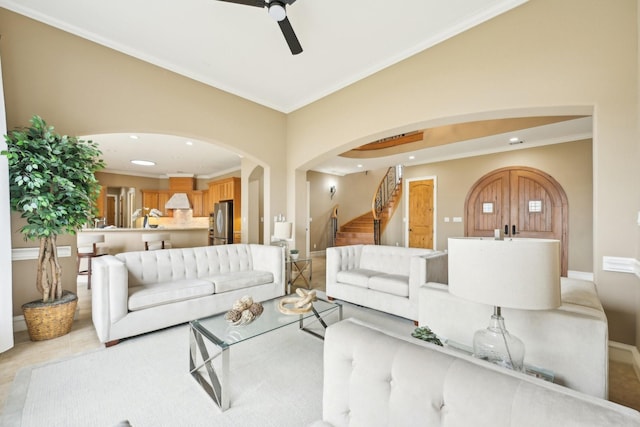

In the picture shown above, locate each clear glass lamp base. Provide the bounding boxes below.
[472,308,525,372]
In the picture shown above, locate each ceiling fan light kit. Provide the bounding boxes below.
[268,2,286,21]
[217,0,303,55]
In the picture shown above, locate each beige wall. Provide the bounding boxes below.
[290,0,639,344]
[307,169,386,251]
[0,9,287,316]
[309,140,593,272]
[403,140,593,272]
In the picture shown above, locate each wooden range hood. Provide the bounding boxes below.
[165,177,196,209]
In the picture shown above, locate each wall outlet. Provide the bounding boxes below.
[444,217,450,222]
[313,243,317,249]
[453,217,462,223]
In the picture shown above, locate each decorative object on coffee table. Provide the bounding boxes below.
[224,295,263,326]
[278,289,317,314]
[289,249,299,260]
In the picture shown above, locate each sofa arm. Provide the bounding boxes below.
[326,245,363,286]
[91,255,130,343]
[409,252,448,298]
[249,244,286,293]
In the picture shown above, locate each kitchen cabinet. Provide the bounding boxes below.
[208,177,240,207]
[157,191,172,217]
[141,190,173,217]
[96,186,106,219]
[189,191,207,217]
[141,190,159,211]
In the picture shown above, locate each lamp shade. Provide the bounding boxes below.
[273,222,293,240]
[448,237,561,310]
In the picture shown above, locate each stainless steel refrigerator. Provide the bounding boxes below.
[212,201,233,245]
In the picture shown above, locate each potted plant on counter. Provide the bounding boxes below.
[2,115,105,340]
[290,249,299,260]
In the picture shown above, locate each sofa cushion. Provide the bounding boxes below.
[368,274,409,297]
[209,271,274,293]
[336,269,383,288]
[128,279,214,311]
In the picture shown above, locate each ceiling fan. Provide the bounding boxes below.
[217,0,303,55]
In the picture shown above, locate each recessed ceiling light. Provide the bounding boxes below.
[357,164,363,168]
[185,141,193,146]
[131,159,155,166]
[409,155,415,160]
[129,135,139,140]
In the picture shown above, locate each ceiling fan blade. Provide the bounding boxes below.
[278,16,303,55]
[216,0,266,8]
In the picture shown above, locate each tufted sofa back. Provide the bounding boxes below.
[116,244,266,286]
[359,245,435,275]
[318,319,640,427]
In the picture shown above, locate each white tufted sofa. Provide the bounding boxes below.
[309,319,640,427]
[91,244,285,345]
[325,245,448,322]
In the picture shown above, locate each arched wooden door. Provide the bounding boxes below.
[465,166,568,276]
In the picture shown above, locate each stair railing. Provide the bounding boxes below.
[329,204,339,247]
[371,165,403,244]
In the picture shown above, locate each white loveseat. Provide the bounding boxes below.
[91,244,285,345]
[310,319,640,427]
[419,277,609,398]
[325,245,448,322]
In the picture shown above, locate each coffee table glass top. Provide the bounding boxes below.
[190,295,341,347]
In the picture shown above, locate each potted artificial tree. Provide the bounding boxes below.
[2,115,105,340]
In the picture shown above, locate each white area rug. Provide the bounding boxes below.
[2,301,415,427]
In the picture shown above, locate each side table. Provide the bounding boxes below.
[286,257,312,293]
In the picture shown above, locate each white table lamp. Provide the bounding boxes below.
[448,237,561,371]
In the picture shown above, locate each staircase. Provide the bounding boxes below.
[334,212,376,246]
[333,166,403,246]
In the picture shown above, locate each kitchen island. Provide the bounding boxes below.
[78,227,209,254]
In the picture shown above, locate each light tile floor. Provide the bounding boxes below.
[1,253,639,414]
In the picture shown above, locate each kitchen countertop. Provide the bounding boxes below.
[80,227,209,232]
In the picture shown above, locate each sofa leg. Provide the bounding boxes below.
[413,320,418,326]
[105,339,120,347]
[327,296,335,301]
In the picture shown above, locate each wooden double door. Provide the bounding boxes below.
[465,166,568,276]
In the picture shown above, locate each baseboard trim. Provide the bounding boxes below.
[609,341,640,382]
[567,270,594,281]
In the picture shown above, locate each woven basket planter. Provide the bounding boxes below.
[22,291,78,341]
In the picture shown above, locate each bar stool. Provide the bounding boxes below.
[77,234,109,289]
[142,233,172,251]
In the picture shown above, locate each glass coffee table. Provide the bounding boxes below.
[189,295,342,410]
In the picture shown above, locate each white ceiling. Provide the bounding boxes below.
[1,0,592,179]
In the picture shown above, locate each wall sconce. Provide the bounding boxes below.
[329,185,336,199]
